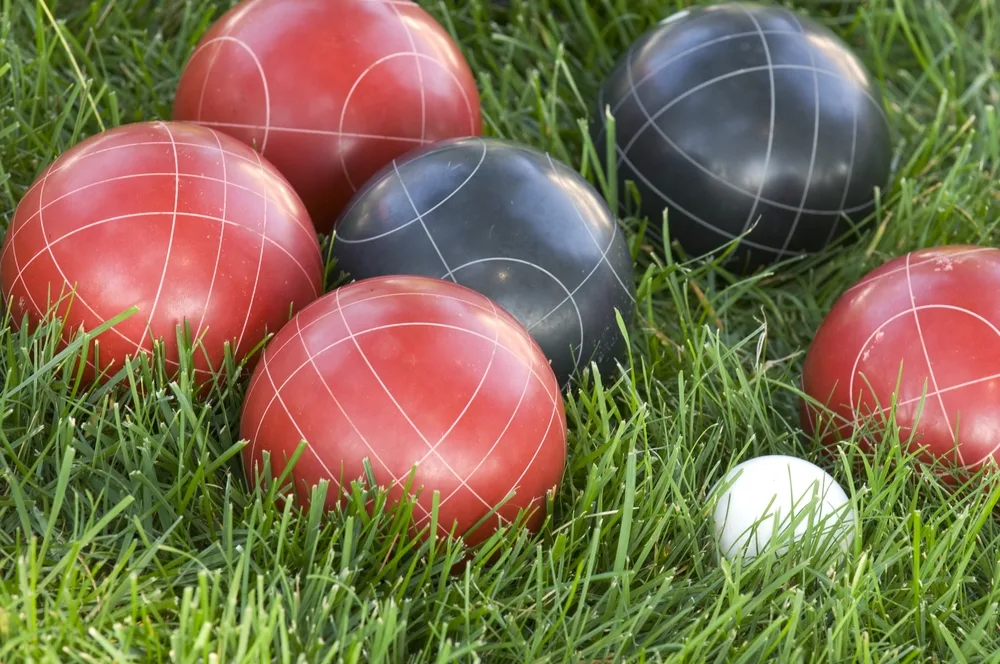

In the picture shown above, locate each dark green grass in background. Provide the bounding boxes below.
[0,0,999,661]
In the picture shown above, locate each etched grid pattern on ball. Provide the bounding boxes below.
[335,138,636,378]
[0,122,320,374]
[184,0,477,194]
[844,250,1000,470]
[597,4,888,256]
[244,286,565,538]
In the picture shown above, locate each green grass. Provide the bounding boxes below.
[0,0,998,661]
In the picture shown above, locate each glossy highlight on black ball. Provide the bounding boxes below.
[332,137,637,387]
[592,2,893,273]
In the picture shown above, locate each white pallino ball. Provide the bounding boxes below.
[710,454,855,561]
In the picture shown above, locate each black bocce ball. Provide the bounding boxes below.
[332,137,637,388]
[591,2,893,273]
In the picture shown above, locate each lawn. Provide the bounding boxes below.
[1,0,999,661]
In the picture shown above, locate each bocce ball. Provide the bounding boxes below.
[591,2,893,273]
[239,275,567,546]
[802,246,1000,474]
[332,137,636,387]
[172,0,482,234]
[710,454,854,561]
[0,121,324,384]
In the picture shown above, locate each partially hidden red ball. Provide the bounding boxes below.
[0,121,324,384]
[802,245,1000,472]
[240,275,568,545]
[172,0,483,234]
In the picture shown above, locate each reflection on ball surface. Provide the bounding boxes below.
[710,454,854,561]
[0,121,323,385]
[592,2,892,272]
[332,137,636,387]
[803,246,1000,474]
[173,0,482,234]
[239,275,568,546]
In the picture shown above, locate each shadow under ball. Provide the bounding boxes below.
[332,137,637,387]
[591,2,893,273]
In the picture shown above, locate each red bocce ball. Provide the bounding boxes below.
[172,0,483,234]
[240,275,568,545]
[0,121,324,384]
[802,245,1000,473]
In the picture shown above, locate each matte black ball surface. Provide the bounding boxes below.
[592,2,893,272]
[332,137,637,387]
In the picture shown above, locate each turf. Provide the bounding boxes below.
[0,0,998,661]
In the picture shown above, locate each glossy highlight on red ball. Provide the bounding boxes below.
[172,0,483,234]
[239,275,568,546]
[802,245,1000,472]
[0,120,324,385]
